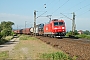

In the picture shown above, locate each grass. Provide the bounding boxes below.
[0,36,13,45]
[0,39,8,45]
[19,35,38,40]
[76,34,90,40]
[0,51,9,59]
[10,37,72,59]
[5,36,13,41]
[19,35,77,60]
[40,52,77,60]
[85,35,90,39]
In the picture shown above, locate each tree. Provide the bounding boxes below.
[0,21,14,37]
[1,21,14,30]
[83,30,90,35]
[66,30,79,36]
[0,24,2,32]
[74,30,79,35]
[0,32,2,39]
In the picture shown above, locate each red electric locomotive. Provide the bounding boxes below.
[44,19,66,37]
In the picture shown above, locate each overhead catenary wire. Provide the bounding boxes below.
[51,0,70,15]
[37,11,47,18]
[48,0,61,10]
[54,0,89,17]
[38,1,61,18]
[45,0,61,18]
[77,9,90,17]
[63,0,86,12]
[65,0,90,17]
[60,13,72,20]
[74,3,90,12]
[36,0,55,19]
[36,0,90,21]
[37,0,47,11]
[58,13,72,19]
[60,1,90,19]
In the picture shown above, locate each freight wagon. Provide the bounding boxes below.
[22,28,31,35]
[30,27,34,35]
[30,23,44,36]
[14,29,23,34]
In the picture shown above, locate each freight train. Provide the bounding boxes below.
[13,19,66,38]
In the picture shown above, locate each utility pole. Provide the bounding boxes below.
[34,10,36,36]
[72,12,75,35]
[17,25,18,33]
[60,12,76,36]
[25,21,26,34]
[33,4,46,36]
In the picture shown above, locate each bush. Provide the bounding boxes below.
[77,34,87,38]
[5,36,13,41]
[76,34,90,40]
[40,52,76,60]
[11,31,15,36]
[85,35,90,39]
[66,30,79,37]
[19,35,38,40]
[0,39,8,45]
[0,33,2,39]
[0,36,13,45]
[66,32,72,37]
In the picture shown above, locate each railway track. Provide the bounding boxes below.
[36,36,90,60]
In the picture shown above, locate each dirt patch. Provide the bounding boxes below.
[0,38,19,51]
[8,39,61,59]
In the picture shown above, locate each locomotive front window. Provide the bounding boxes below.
[39,24,44,28]
[54,22,58,26]
[59,22,64,25]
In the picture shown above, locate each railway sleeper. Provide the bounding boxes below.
[53,44,59,47]
[46,42,50,44]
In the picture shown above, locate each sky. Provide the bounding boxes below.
[0,0,90,31]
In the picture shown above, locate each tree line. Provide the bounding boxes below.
[66,30,90,35]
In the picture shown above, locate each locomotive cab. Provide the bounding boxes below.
[52,21,66,37]
[44,19,66,38]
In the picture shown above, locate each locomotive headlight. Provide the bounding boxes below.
[62,27,65,29]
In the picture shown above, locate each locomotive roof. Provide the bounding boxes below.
[51,19,64,22]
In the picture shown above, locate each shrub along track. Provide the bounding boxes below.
[36,36,90,60]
